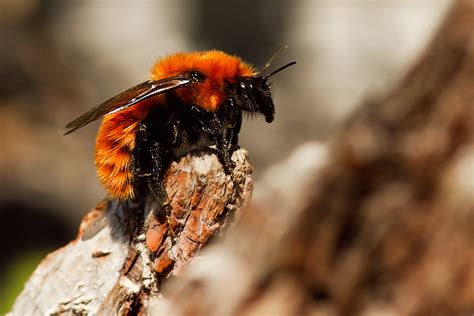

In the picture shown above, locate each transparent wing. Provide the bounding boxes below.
[64,74,193,135]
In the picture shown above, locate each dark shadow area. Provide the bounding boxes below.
[0,201,75,286]
[190,0,289,65]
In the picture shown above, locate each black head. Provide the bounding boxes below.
[233,76,275,123]
[231,59,296,123]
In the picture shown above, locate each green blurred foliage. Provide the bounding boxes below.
[0,250,49,314]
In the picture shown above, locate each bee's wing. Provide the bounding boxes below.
[64,74,193,135]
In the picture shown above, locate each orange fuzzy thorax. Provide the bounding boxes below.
[151,51,255,112]
[95,51,256,200]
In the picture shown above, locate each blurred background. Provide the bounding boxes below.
[0,0,451,311]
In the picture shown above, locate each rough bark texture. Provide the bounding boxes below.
[11,1,474,315]
[10,149,253,315]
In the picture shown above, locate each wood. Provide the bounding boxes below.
[10,149,253,315]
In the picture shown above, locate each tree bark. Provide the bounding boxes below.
[10,150,253,315]
[11,1,474,315]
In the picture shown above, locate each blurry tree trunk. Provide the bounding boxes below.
[11,0,474,315]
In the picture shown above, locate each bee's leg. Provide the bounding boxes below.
[147,141,176,235]
[133,122,153,178]
[148,172,175,235]
[134,116,170,202]
[229,112,242,147]
[147,141,171,205]
[135,110,176,235]
[215,134,235,174]
[216,109,242,173]
[208,111,238,174]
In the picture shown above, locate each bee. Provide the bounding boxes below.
[65,48,295,202]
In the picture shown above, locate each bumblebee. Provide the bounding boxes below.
[65,49,294,201]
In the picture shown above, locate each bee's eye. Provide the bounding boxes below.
[190,70,205,83]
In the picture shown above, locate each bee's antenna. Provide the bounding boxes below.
[268,61,296,77]
[262,45,288,76]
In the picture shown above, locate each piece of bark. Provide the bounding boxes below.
[149,2,474,315]
[10,149,253,315]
